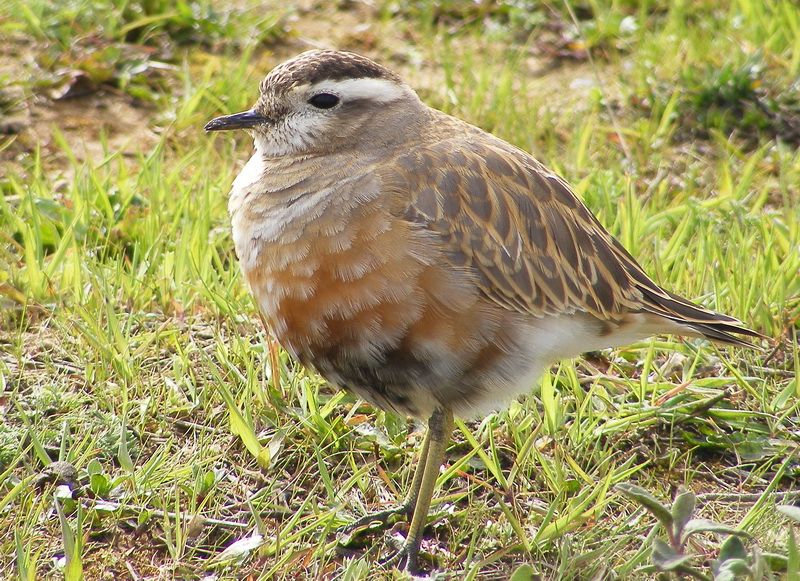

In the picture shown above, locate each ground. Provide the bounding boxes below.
[1,0,799,579]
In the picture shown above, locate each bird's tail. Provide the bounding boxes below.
[639,286,764,348]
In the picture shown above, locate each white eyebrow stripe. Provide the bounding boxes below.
[310,78,406,103]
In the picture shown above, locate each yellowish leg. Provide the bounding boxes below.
[342,428,431,532]
[401,428,430,510]
[397,407,454,573]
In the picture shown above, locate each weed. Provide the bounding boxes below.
[618,483,796,579]
[0,0,286,102]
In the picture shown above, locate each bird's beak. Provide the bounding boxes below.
[204,109,267,132]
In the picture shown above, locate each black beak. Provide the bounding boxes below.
[204,109,267,132]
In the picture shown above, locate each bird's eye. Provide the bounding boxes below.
[308,93,340,109]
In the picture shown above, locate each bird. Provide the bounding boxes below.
[205,49,760,572]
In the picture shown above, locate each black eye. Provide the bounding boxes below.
[308,93,340,109]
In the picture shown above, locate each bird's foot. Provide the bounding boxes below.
[337,503,413,540]
[337,505,427,573]
[380,540,420,574]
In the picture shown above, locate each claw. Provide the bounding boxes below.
[337,505,424,572]
[337,503,413,546]
[379,542,420,574]
[342,503,412,533]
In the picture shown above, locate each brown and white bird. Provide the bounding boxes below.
[205,49,759,572]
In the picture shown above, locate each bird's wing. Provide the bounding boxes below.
[380,134,759,345]
[382,136,646,318]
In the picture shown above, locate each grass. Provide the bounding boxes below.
[1,0,799,578]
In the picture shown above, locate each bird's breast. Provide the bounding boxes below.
[240,197,433,362]
[230,173,522,416]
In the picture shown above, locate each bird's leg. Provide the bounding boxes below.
[400,426,431,512]
[340,428,431,533]
[391,406,454,573]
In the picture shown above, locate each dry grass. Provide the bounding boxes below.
[1,0,798,579]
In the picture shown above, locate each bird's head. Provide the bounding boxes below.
[205,50,426,157]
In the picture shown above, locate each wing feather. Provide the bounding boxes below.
[379,130,760,346]
[385,136,642,318]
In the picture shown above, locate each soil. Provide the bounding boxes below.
[0,0,620,181]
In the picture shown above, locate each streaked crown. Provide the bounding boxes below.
[259,49,402,95]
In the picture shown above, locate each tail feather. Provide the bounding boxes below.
[686,323,761,348]
[638,287,764,348]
